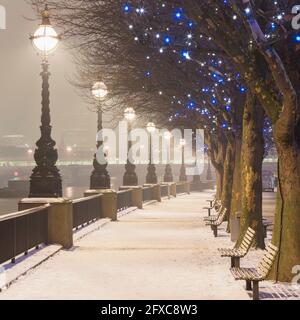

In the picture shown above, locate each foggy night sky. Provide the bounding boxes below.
[0,0,97,149]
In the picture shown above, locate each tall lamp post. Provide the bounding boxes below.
[179,138,188,182]
[163,131,173,182]
[29,5,62,198]
[123,107,138,186]
[90,81,111,189]
[146,122,157,184]
[192,129,201,184]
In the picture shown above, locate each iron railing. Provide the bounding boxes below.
[73,194,102,229]
[160,185,169,198]
[0,205,49,265]
[176,182,185,194]
[143,187,153,202]
[117,190,132,212]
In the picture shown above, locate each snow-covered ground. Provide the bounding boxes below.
[0,191,299,300]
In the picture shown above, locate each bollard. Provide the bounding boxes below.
[19,198,73,249]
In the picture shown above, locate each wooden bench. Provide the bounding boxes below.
[206,195,216,209]
[203,204,224,222]
[262,218,273,238]
[205,207,227,237]
[203,199,221,217]
[230,243,279,300]
[218,227,256,267]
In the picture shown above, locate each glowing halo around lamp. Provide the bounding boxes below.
[164,131,172,140]
[146,122,156,133]
[124,107,136,121]
[180,138,186,146]
[92,82,108,100]
[30,6,60,57]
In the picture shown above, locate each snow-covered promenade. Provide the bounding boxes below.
[0,192,298,300]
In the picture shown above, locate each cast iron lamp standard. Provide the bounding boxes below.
[90,82,111,189]
[163,131,174,182]
[146,122,158,184]
[192,130,201,185]
[123,108,138,186]
[179,138,188,182]
[29,5,62,198]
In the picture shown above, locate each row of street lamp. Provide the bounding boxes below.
[27,6,191,198]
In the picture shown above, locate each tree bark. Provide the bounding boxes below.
[229,134,242,228]
[269,144,300,281]
[236,94,265,249]
[215,168,223,200]
[221,141,235,221]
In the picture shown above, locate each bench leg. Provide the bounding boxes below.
[246,280,252,291]
[231,257,240,268]
[264,226,267,239]
[252,281,259,300]
[213,225,218,237]
[207,208,211,217]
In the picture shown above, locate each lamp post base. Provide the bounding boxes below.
[123,162,138,186]
[146,164,157,184]
[179,164,188,182]
[164,164,173,182]
[29,170,62,198]
[90,170,111,190]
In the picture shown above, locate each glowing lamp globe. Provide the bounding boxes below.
[92,82,108,100]
[180,139,186,146]
[124,107,136,121]
[31,6,60,56]
[147,122,156,133]
[164,131,172,140]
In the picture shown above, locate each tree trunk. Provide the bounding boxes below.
[215,168,223,200]
[221,142,235,221]
[229,134,242,231]
[269,145,300,281]
[236,95,265,249]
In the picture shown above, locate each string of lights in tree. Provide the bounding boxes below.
[121,1,249,133]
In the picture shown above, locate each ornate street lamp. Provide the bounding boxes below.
[163,131,174,182]
[29,5,62,198]
[146,122,157,184]
[192,130,201,185]
[90,81,111,189]
[123,107,138,186]
[179,138,188,182]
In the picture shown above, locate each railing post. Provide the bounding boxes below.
[131,187,143,209]
[144,184,161,202]
[153,184,161,202]
[171,183,177,197]
[185,182,191,194]
[160,184,169,199]
[120,186,143,209]
[101,191,117,221]
[19,198,73,249]
[85,190,117,221]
